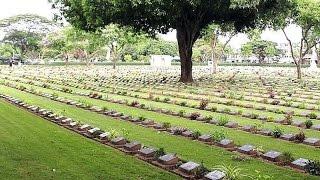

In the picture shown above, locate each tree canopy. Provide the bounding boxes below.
[50,0,291,82]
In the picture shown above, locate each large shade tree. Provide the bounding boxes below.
[50,0,290,82]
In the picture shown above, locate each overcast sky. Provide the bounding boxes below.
[0,0,302,49]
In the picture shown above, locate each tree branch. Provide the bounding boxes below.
[282,28,297,65]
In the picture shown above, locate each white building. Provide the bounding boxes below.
[150,55,172,67]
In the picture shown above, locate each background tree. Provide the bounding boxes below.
[241,29,281,63]
[0,14,60,34]
[50,0,290,83]
[270,0,320,79]
[0,43,21,60]
[2,30,42,59]
[202,23,237,73]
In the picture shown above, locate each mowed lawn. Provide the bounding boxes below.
[0,86,318,179]
[0,99,179,180]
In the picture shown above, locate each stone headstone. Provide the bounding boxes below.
[262,151,281,162]
[179,161,200,174]
[280,134,295,141]
[88,128,100,134]
[204,170,226,180]
[291,158,309,170]
[198,134,212,142]
[158,154,179,165]
[303,138,320,146]
[124,141,142,152]
[79,124,91,131]
[292,121,305,128]
[99,132,110,139]
[139,147,156,158]
[311,124,320,131]
[237,144,255,155]
[218,139,234,148]
[225,122,238,128]
[182,130,193,137]
[111,137,126,146]
[259,129,272,136]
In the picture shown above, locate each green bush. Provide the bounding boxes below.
[211,130,227,142]
[272,127,283,138]
[279,152,294,165]
[305,160,320,176]
[217,116,229,126]
[305,120,313,129]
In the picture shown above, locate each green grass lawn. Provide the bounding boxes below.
[0,85,318,179]
[4,79,320,136]
[0,99,179,180]
[2,81,320,164]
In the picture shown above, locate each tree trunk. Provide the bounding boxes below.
[296,61,302,79]
[112,44,116,70]
[211,33,218,74]
[316,45,320,65]
[176,27,199,83]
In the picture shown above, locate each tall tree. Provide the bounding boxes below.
[202,23,237,73]
[270,0,320,79]
[1,30,42,59]
[50,0,290,83]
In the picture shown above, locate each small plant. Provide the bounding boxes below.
[298,103,306,109]
[140,104,146,108]
[154,97,160,102]
[154,148,166,159]
[284,112,293,125]
[295,130,305,143]
[271,100,280,105]
[102,106,108,111]
[121,128,129,139]
[254,146,265,154]
[266,116,274,122]
[178,110,185,117]
[210,106,217,112]
[163,122,171,129]
[272,127,283,138]
[217,116,229,126]
[309,112,317,119]
[179,101,187,106]
[268,91,276,98]
[42,83,50,88]
[192,130,202,139]
[231,155,251,162]
[251,113,259,119]
[199,99,209,110]
[172,127,185,135]
[214,164,247,180]
[223,108,231,113]
[18,85,26,91]
[211,130,227,142]
[62,87,72,93]
[130,101,139,107]
[305,120,313,129]
[163,97,171,103]
[279,152,294,166]
[138,116,146,121]
[194,162,209,178]
[204,115,213,122]
[109,129,119,140]
[190,112,201,120]
[305,160,320,176]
